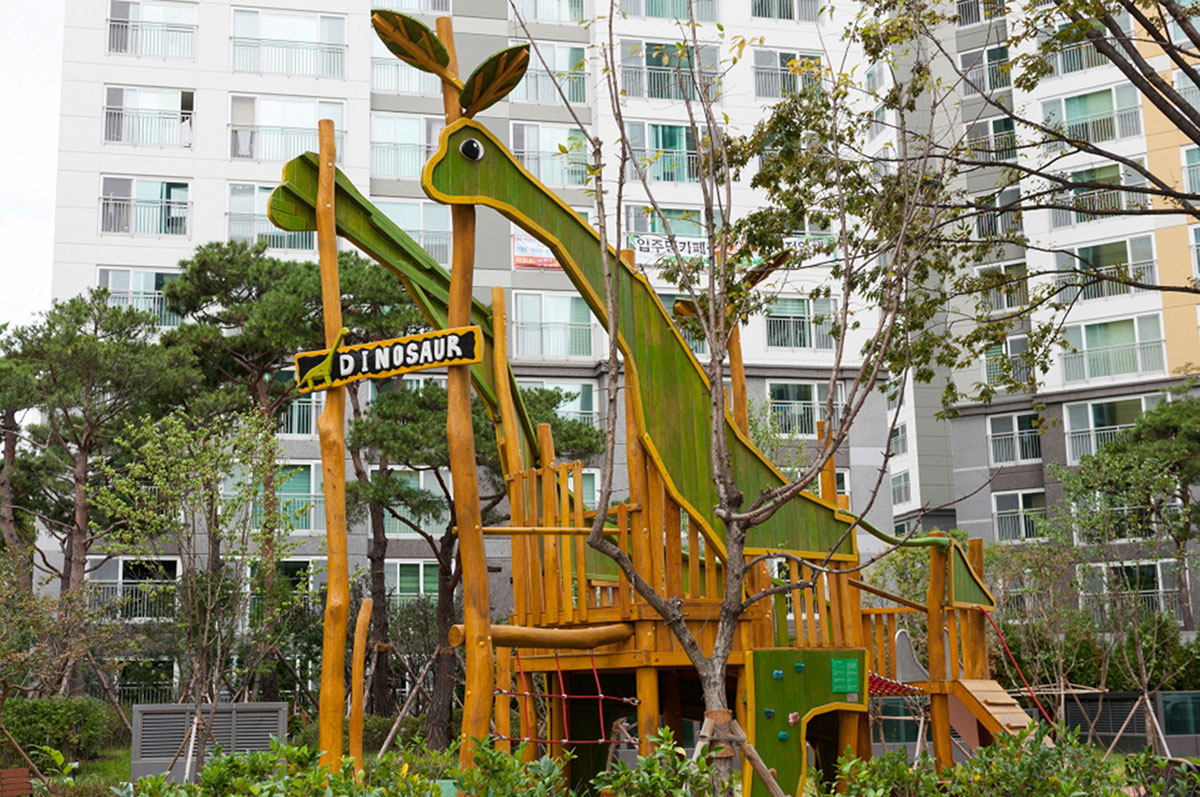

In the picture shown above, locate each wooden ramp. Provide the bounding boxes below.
[951,679,1035,738]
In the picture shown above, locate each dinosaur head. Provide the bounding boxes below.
[422,118,531,215]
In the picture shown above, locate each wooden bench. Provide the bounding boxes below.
[0,768,31,797]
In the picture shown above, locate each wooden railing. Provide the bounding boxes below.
[861,606,920,682]
[769,560,862,650]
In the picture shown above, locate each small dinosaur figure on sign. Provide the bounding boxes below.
[298,327,348,391]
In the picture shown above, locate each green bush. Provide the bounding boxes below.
[290,711,409,755]
[0,697,113,767]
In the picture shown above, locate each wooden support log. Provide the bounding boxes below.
[926,532,953,771]
[349,598,372,773]
[448,623,634,650]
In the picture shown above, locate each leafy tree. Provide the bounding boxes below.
[0,334,38,591]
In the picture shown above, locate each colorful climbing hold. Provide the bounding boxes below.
[777,731,790,741]
[764,708,775,718]
[773,670,784,680]
[794,663,805,673]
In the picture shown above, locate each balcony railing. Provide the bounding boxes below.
[1068,423,1133,462]
[279,398,318,436]
[957,0,1004,25]
[89,580,176,620]
[100,197,190,237]
[373,0,451,11]
[512,0,585,22]
[1180,82,1200,111]
[752,0,820,21]
[968,130,1017,161]
[371,58,441,95]
[770,400,842,436]
[1083,590,1180,623]
[1050,185,1148,227]
[1055,107,1142,145]
[232,38,346,78]
[115,683,176,704]
[1055,260,1155,302]
[511,68,588,104]
[107,18,196,58]
[752,66,822,98]
[230,125,343,163]
[410,230,451,266]
[621,0,718,20]
[558,409,599,424]
[768,315,834,349]
[963,59,1011,95]
[515,150,589,186]
[1056,40,1108,75]
[983,279,1029,313]
[892,478,911,506]
[253,493,325,532]
[994,508,1045,541]
[104,108,193,147]
[512,321,594,358]
[622,65,720,102]
[1062,339,1165,383]
[372,143,436,178]
[229,213,315,251]
[1186,163,1200,194]
[888,431,908,456]
[627,148,700,183]
[106,290,182,328]
[985,354,1032,386]
[989,429,1041,464]
[975,206,1021,238]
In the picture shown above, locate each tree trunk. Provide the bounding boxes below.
[255,383,278,588]
[1177,536,1194,631]
[0,413,30,591]
[425,557,458,750]
[367,502,393,715]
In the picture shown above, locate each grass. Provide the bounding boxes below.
[70,746,131,788]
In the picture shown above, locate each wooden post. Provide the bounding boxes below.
[494,647,512,754]
[728,324,749,436]
[349,598,372,773]
[966,538,989,680]
[636,667,659,755]
[434,16,494,765]
[926,533,953,771]
[314,118,350,773]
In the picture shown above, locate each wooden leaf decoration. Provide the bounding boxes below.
[460,44,531,118]
[371,10,459,87]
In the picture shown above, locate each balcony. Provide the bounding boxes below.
[104,108,193,148]
[968,129,1017,162]
[769,400,841,436]
[974,206,1020,238]
[752,0,820,21]
[1053,107,1142,145]
[957,0,1004,25]
[230,125,343,163]
[107,18,196,58]
[231,38,346,78]
[1055,40,1109,75]
[88,580,176,620]
[989,429,1041,464]
[374,0,451,10]
[622,65,720,102]
[409,230,451,266]
[253,493,325,532]
[1062,339,1165,383]
[753,66,822,98]
[627,148,700,183]
[994,507,1045,541]
[1067,423,1133,462]
[1180,82,1200,111]
[513,321,594,358]
[372,143,435,178]
[963,59,1011,95]
[100,197,190,237]
[278,398,318,436]
[106,290,181,328]
[1055,261,1156,302]
[229,213,315,251]
[985,354,1032,386]
[371,58,441,95]
[515,150,589,186]
[891,477,911,506]
[1186,163,1200,194]
[622,0,718,20]
[1082,590,1180,624]
[512,0,585,22]
[512,68,588,104]
[1050,185,1148,227]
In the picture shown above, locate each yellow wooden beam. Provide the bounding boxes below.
[449,622,634,650]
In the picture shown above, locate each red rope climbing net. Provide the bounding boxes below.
[492,648,641,746]
[977,605,1057,727]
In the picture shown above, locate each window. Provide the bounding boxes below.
[1177,71,1200,116]
[1079,560,1181,623]
[809,469,851,509]
[885,377,903,410]
[956,0,1004,26]
[277,381,319,436]
[988,412,1041,464]
[230,96,344,162]
[960,46,1010,94]
[625,120,701,182]
[891,471,911,506]
[1051,162,1147,228]
[752,0,819,23]
[1065,393,1161,463]
[620,0,717,21]
[1043,85,1141,146]
[985,334,1029,386]
[230,184,314,250]
[100,176,190,237]
[993,490,1046,541]
[384,560,440,606]
[372,114,441,178]
[1192,226,1200,280]
[766,297,837,350]
[978,262,1027,313]
[753,50,822,98]
[1054,236,1154,300]
[231,8,345,78]
[256,463,323,532]
[379,470,447,537]
[659,294,707,355]
[371,35,440,95]
[511,41,587,103]
[98,267,181,327]
[512,211,589,269]
[868,105,886,140]
[966,117,1016,161]
[107,0,197,58]
[104,86,193,147]
[1062,314,1164,383]
[621,41,720,102]
[518,379,598,424]
[625,205,704,236]
[513,124,588,186]
[767,381,842,437]
[511,0,584,23]
[888,424,908,456]
[85,556,179,620]
[1046,15,1130,75]
[973,187,1021,238]
[513,293,593,358]
[375,200,451,265]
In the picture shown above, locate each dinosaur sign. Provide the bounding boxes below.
[294,325,482,393]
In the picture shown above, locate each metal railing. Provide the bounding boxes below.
[374,0,451,10]
[1050,185,1148,227]
[963,59,1011,94]
[622,65,720,102]
[1057,40,1109,74]
[411,230,451,265]
[957,0,1004,25]
[100,197,190,237]
[512,0,585,22]
[372,143,436,178]
[231,38,345,78]
[514,149,589,186]
[1083,590,1180,623]
[252,493,325,532]
[512,321,594,358]
[1186,163,1200,194]
[752,66,822,98]
[766,315,810,348]
[752,0,820,21]
[558,409,599,424]
[229,213,314,251]
[1059,107,1142,144]
[983,278,1029,312]
[627,148,700,183]
[968,129,1017,161]
[888,429,908,456]
[985,354,1032,385]
[994,507,1045,541]
[511,68,588,104]
[1056,260,1155,302]
[892,477,911,506]
[975,206,1021,238]
[89,580,176,620]
[115,683,176,704]
[1067,423,1134,462]
[278,399,318,436]
[107,18,196,58]
[1062,339,1165,383]
[770,400,841,436]
[371,58,441,95]
[621,0,718,20]
[989,429,1041,464]
[106,290,181,328]
[230,125,343,163]
[1180,82,1200,111]
[103,108,193,147]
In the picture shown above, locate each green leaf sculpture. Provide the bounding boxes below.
[459,44,531,118]
[371,10,459,88]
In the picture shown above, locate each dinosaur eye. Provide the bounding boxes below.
[460,138,485,162]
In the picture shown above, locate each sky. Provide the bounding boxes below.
[0,0,67,328]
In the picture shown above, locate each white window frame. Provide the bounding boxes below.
[987,411,1041,465]
[1064,392,1161,464]
[992,489,1046,542]
[891,470,912,507]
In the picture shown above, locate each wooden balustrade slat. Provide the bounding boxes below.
[815,570,831,648]
[557,464,573,624]
[572,465,589,621]
[800,562,816,647]
[541,463,561,624]
[687,517,700,599]
[617,504,632,618]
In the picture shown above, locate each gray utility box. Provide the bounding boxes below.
[131,703,287,782]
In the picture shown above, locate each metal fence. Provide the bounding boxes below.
[88,580,176,620]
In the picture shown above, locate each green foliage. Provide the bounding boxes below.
[452,740,569,796]
[590,728,714,796]
[0,697,113,768]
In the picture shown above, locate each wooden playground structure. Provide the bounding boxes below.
[273,10,1034,794]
